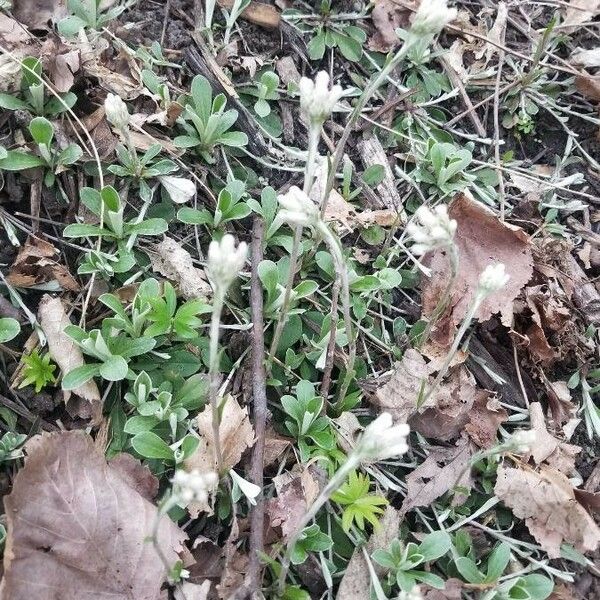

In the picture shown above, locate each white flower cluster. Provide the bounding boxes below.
[104,93,130,130]
[277,185,320,229]
[411,0,457,36]
[207,233,248,291]
[357,413,410,461]
[299,71,344,126]
[172,469,218,507]
[406,205,457,255]
[399,586,424,600]
[508,429,536,453]
[478,263,510,295]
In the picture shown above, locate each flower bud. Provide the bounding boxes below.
[508,429,536,453]
[299,71,344,126]
[278,185,320,228]
[478,263,509,294]
[207,234,248,291]
[172,469,218,507]
[357,413,410,461]
[104,93,130,130]
[411,0,457,36]
[406,204,456,255]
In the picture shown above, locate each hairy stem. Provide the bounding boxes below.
[209,289,225,473]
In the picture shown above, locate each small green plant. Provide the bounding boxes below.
[28,117,82,187]
[281,380,336,461]
[0,318,20,343]
[284,1,367,62]
[174,75,248,163]
[58,0,127,37]
[290,524,333,565]
[108,142,177,183]
[178,178,251,228]
[19,349,57,392]
[372,531,452,591]
[0,432,27,463]
[240,71,280,118]
[331,470,388,533]
[0,57,76,116]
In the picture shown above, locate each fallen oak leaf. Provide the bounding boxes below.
[494,464,600,558]
[38,295,102,424]
[185,394,255,517]
[422,192,533,347]
[7,236,79,292]
[400,439,472,515]
[0,431,187,600]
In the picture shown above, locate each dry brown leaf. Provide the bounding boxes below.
[422,193,533,347]
[7,236,79,292]
[109,452,159,501]
[38,295,102,424]
[185,395,254,516]
[0,13,31,47]
[575,75,600,102]
[268,467,320,541]
[217,0,280,28]
[410,368,487,442]
[494,464,600,558]
[423,579,463,600]
[400,439,472,515]
[368,0,415,53]
[263,430,291,467]
[12,0,68,31]
[336,506,401,600]
[148,237,211,300]
[369,349,436,422]
[464,393,508,448]
[529,402,580,475]
[563,0,600,30]
[0,431,186,600]
[572,48,600,69]
[175,581,211,600]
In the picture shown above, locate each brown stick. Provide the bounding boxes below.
[247,217,267,595]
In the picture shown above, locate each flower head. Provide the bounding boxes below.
[478,263,509,295]
[411,0,457,36]
[278,185,320,228]
[172,469,218,507]
[508,429,536,453]
[406,204,456,255]
[104,93,130,130]
[207,234,248,291]
[299,71,344,126]
[399,587,424,600]
[357,413,410,461]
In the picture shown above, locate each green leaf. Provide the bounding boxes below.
[520,574,554,600]
[362,164,385,186]
[0,151,45,171]
[177,207,213,225]
[191,75,213,124]
[99,356,129,381]
[57,14,87,37]
[0,94,29,110]
[131,431,174,461]
[124,415,160,435]
[455,557,485,584]
[0,318,20,343]
[29,117,54,146]
[126,218,168,236]
[307,31,326,60]
[418,531,451,562]
[218,130,248,148]
[58,144,83,165]
[63,223,113,238]
[173,135,201,148]
[62,364,100,389]
[333,31,362,62]
[376,268,402,290]
[485,543,510,582]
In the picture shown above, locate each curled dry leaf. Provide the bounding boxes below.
[12,0,68,31]
[185,395,255,516]
[0,431,186,600]
[495,464,600,558]
[422,579,463,600]
[149,237,211,300]
[422,193,533,347]
[528,402,580,475]
[38,295,102,424]
[268,466,320,541]
[400,439,472,515]
[7,236,79,292]
[368,0,415,53]
[109,452,159,501]
[464,393,508,449]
